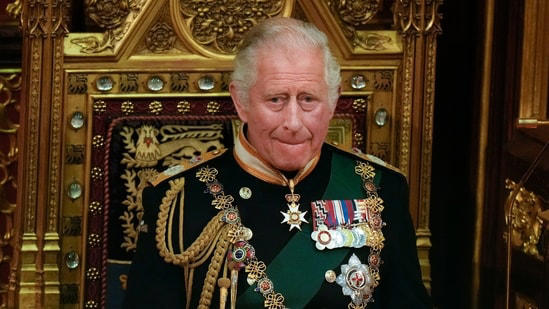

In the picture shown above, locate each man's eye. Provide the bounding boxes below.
[304,96,313,102]
[270,97,280,103]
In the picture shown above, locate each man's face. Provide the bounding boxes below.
[231,47,336,171]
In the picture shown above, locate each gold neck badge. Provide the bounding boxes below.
[233,125,319,230]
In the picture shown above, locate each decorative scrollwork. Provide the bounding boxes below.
[71,0,146,53]
[0,71,21,309]
[6,0,22,20]
[505,179,544,259]
[180,0,284,54]
[327,0,382,26]
[394,0,443,35]
[146,22,176,53]
[326,0,388,50]
[87,0,130,29]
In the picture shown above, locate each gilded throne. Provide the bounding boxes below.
[8,0,442,307]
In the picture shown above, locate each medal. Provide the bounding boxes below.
[335,254,374,307]
[280,179,308,231]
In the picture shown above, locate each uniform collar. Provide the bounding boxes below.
[233,124,320,186]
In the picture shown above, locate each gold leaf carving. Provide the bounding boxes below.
[180,0,285,54]
[326,0,387,50]
[120,74,138,92]
[394,0,442,35]
[72,0,146,53]
[146,22,176,53]
[68,74,88,94]
[505,179,544,259]
[0,71,21,308]
[87,0,130,29]
[6,0,22,20]
[170,73,189,92]
[328,0,382,26]
[373,71,393,91]
[355,32,392,51]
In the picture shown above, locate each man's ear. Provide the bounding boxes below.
[230,82,248,123]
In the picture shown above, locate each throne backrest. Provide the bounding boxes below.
[58,1,437,307]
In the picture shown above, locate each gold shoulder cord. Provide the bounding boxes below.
[155,177,232,309]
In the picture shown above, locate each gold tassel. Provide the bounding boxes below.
[218,278,231,309]
[230,268,238,309]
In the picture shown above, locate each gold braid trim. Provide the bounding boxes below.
[198,224,232,309]
[155,177,226,266]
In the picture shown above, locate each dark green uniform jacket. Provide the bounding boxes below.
[124,143,431,308]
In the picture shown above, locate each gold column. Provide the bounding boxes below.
[394,0,443,291]
[11,1,69,308]
[472,0,495,307]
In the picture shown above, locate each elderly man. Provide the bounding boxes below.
[124,17,430,309]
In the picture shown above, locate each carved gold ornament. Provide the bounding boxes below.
[505,179,544,259]
[85,267,100,281]
[326,0,389,50]
[0,71,21,308]
[68,74,88,94]
[207,100,221,114]
[329,0,381,25]
[87,234,101,247]
[180,0,284,54]
[148,100,163,115]
[93,100,107,113]
[352,98,367,112]
[91,167,103,182]
[354,132,364,147]
[374,71,393,91]
[171,73,189,92]
[87,0,130,29]
[6,0,22,20]
[146,22,176,53]
[85,300,98,309]
[177,100,191,114]
[121,100,134,115]
[120,74,139,92]
[89,201,103,216]
[394,0,442,34]
[72,0,145,53]
[92,135,105,148]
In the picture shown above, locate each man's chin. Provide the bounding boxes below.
[269,152,310,171]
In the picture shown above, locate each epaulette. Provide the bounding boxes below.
[150,148,228,187]
[328,141,406,177]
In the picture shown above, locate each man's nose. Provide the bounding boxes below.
[283,98,303,132]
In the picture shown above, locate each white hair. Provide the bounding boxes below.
[231,17,341,107]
